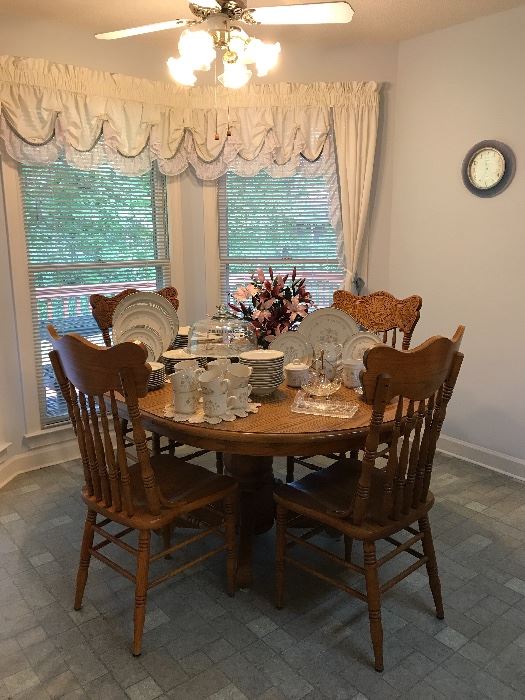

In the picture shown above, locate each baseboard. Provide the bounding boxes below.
[0,439,80,489]
[438,434,525,482]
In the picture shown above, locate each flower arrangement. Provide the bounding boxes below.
[229,267,314,347]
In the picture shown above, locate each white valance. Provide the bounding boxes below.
[0,55,380,288]
[0,56,379,181]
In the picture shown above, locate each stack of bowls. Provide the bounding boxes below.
[171,326,190,350]
[239,349,284,397]
[147,362,166,391]
[161,348,207,374]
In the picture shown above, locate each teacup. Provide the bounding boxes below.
[208,358,231,376]
[170,363,203,393]
[284,362,310,388]
[203,393,236,418]
[228,384,252,410]
[173,390,199,414]
[198,368,230,396]
[342,360,364,389]
[227,364,252,389]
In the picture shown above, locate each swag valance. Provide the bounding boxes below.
[0,55,380,287]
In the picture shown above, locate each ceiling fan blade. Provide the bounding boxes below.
[95,19,190,40]
[248,1,353,25]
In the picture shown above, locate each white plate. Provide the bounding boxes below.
[269,333,313,367]
[239,350,284,362]
[297,308,359,348]
[116,327,163,363]
[113,292,179,352]
[343,332,382,361]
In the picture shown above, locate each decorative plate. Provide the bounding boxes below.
[113,292,179,352]
[296,308,359,348]
[115,326,163,363]
[343,332,382,361]
[269,332,313,367]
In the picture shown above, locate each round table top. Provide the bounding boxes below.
[136,383,395,457]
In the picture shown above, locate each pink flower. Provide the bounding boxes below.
[233,286,251,301]
[245,283,257,297]
[252,308,271,320]
[285,295,307,322]
[255,268,266,283]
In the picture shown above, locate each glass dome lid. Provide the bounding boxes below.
[188,305,258,358]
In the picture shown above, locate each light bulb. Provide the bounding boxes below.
[254,41,281,77]
[218,60,252,89]
[178,29,216,71]
[196,0,220,8]
[167,57,197,86]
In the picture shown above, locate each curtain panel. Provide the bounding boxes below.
[0,55,380,286]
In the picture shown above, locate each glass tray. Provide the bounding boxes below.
[291,391,359,419]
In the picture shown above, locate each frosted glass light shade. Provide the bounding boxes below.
[218,61,252,89]
[178,29,216,71]
[167,57,197,86]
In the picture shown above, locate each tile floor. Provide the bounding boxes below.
[1,451,525,699]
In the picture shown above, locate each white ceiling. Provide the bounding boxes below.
[3,0,525,47]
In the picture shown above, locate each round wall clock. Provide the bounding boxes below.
[462,140,516,197]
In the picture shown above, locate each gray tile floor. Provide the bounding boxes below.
[1,451,525,699]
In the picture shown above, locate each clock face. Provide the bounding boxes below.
[468,147,505,190]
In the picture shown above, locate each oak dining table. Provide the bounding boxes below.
[115,382,398,587]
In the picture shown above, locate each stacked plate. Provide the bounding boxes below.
[239,349,284,397]
[171,325,190,350]
[160,348,207,374]
[147,362,166,391]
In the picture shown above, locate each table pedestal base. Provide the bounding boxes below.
[223,454,275,588]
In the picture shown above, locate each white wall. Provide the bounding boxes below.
[0,14,397,479]
[390,6,525,467]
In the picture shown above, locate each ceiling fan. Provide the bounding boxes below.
[95,0,354,87]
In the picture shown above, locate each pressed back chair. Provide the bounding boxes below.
[275,326,464,672]
[90,287,224,472]
[286,290,423,482]
[48,326,237,656]
[332,289,423,350]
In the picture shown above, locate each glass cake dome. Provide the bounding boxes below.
[188,305,258,358]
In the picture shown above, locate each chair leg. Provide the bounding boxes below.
[151,433,161,456]
[224,494,237,597]
[133,530,151,657]
[162,525,172,560]
[74,510,96,610]
[344,535,353,563]
[168,440,176,457]
[216,451,224,475]
[363,540,384,672]
[275,504,287,609]
[419,516,444,620]
[286,457,295,483]
[349,449,359,460]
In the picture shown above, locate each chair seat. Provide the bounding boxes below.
[82,455,237,529]
[274,458,434,540]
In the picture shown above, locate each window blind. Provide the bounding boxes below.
[218,162,344,310]
[19,159,170,425]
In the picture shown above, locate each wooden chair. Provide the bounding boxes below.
[332,289,422,350]
[275,326,465,672]
[286,290,423,483]
[47,326,237,656]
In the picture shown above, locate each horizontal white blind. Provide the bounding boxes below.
[19,160,169,425]
[218,160,344,309]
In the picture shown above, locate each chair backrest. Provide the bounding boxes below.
[90,287,179,347]
[333,290,422,350]
[352,325,465,526]
[47,325,162,517]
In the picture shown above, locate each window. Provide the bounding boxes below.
[19,160,169,425]
[218,162,344,310]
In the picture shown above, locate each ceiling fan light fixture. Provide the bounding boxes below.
[250,40,281,76]
[167,56,197,86]
[218,60,252,88]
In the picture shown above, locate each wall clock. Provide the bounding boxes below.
[462,140,516,197]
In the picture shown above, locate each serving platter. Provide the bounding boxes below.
[343,332,382,361]
[113,292,179,352]
[116,326,163,363]
[269,332,313,367]
[297,308,359,348]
